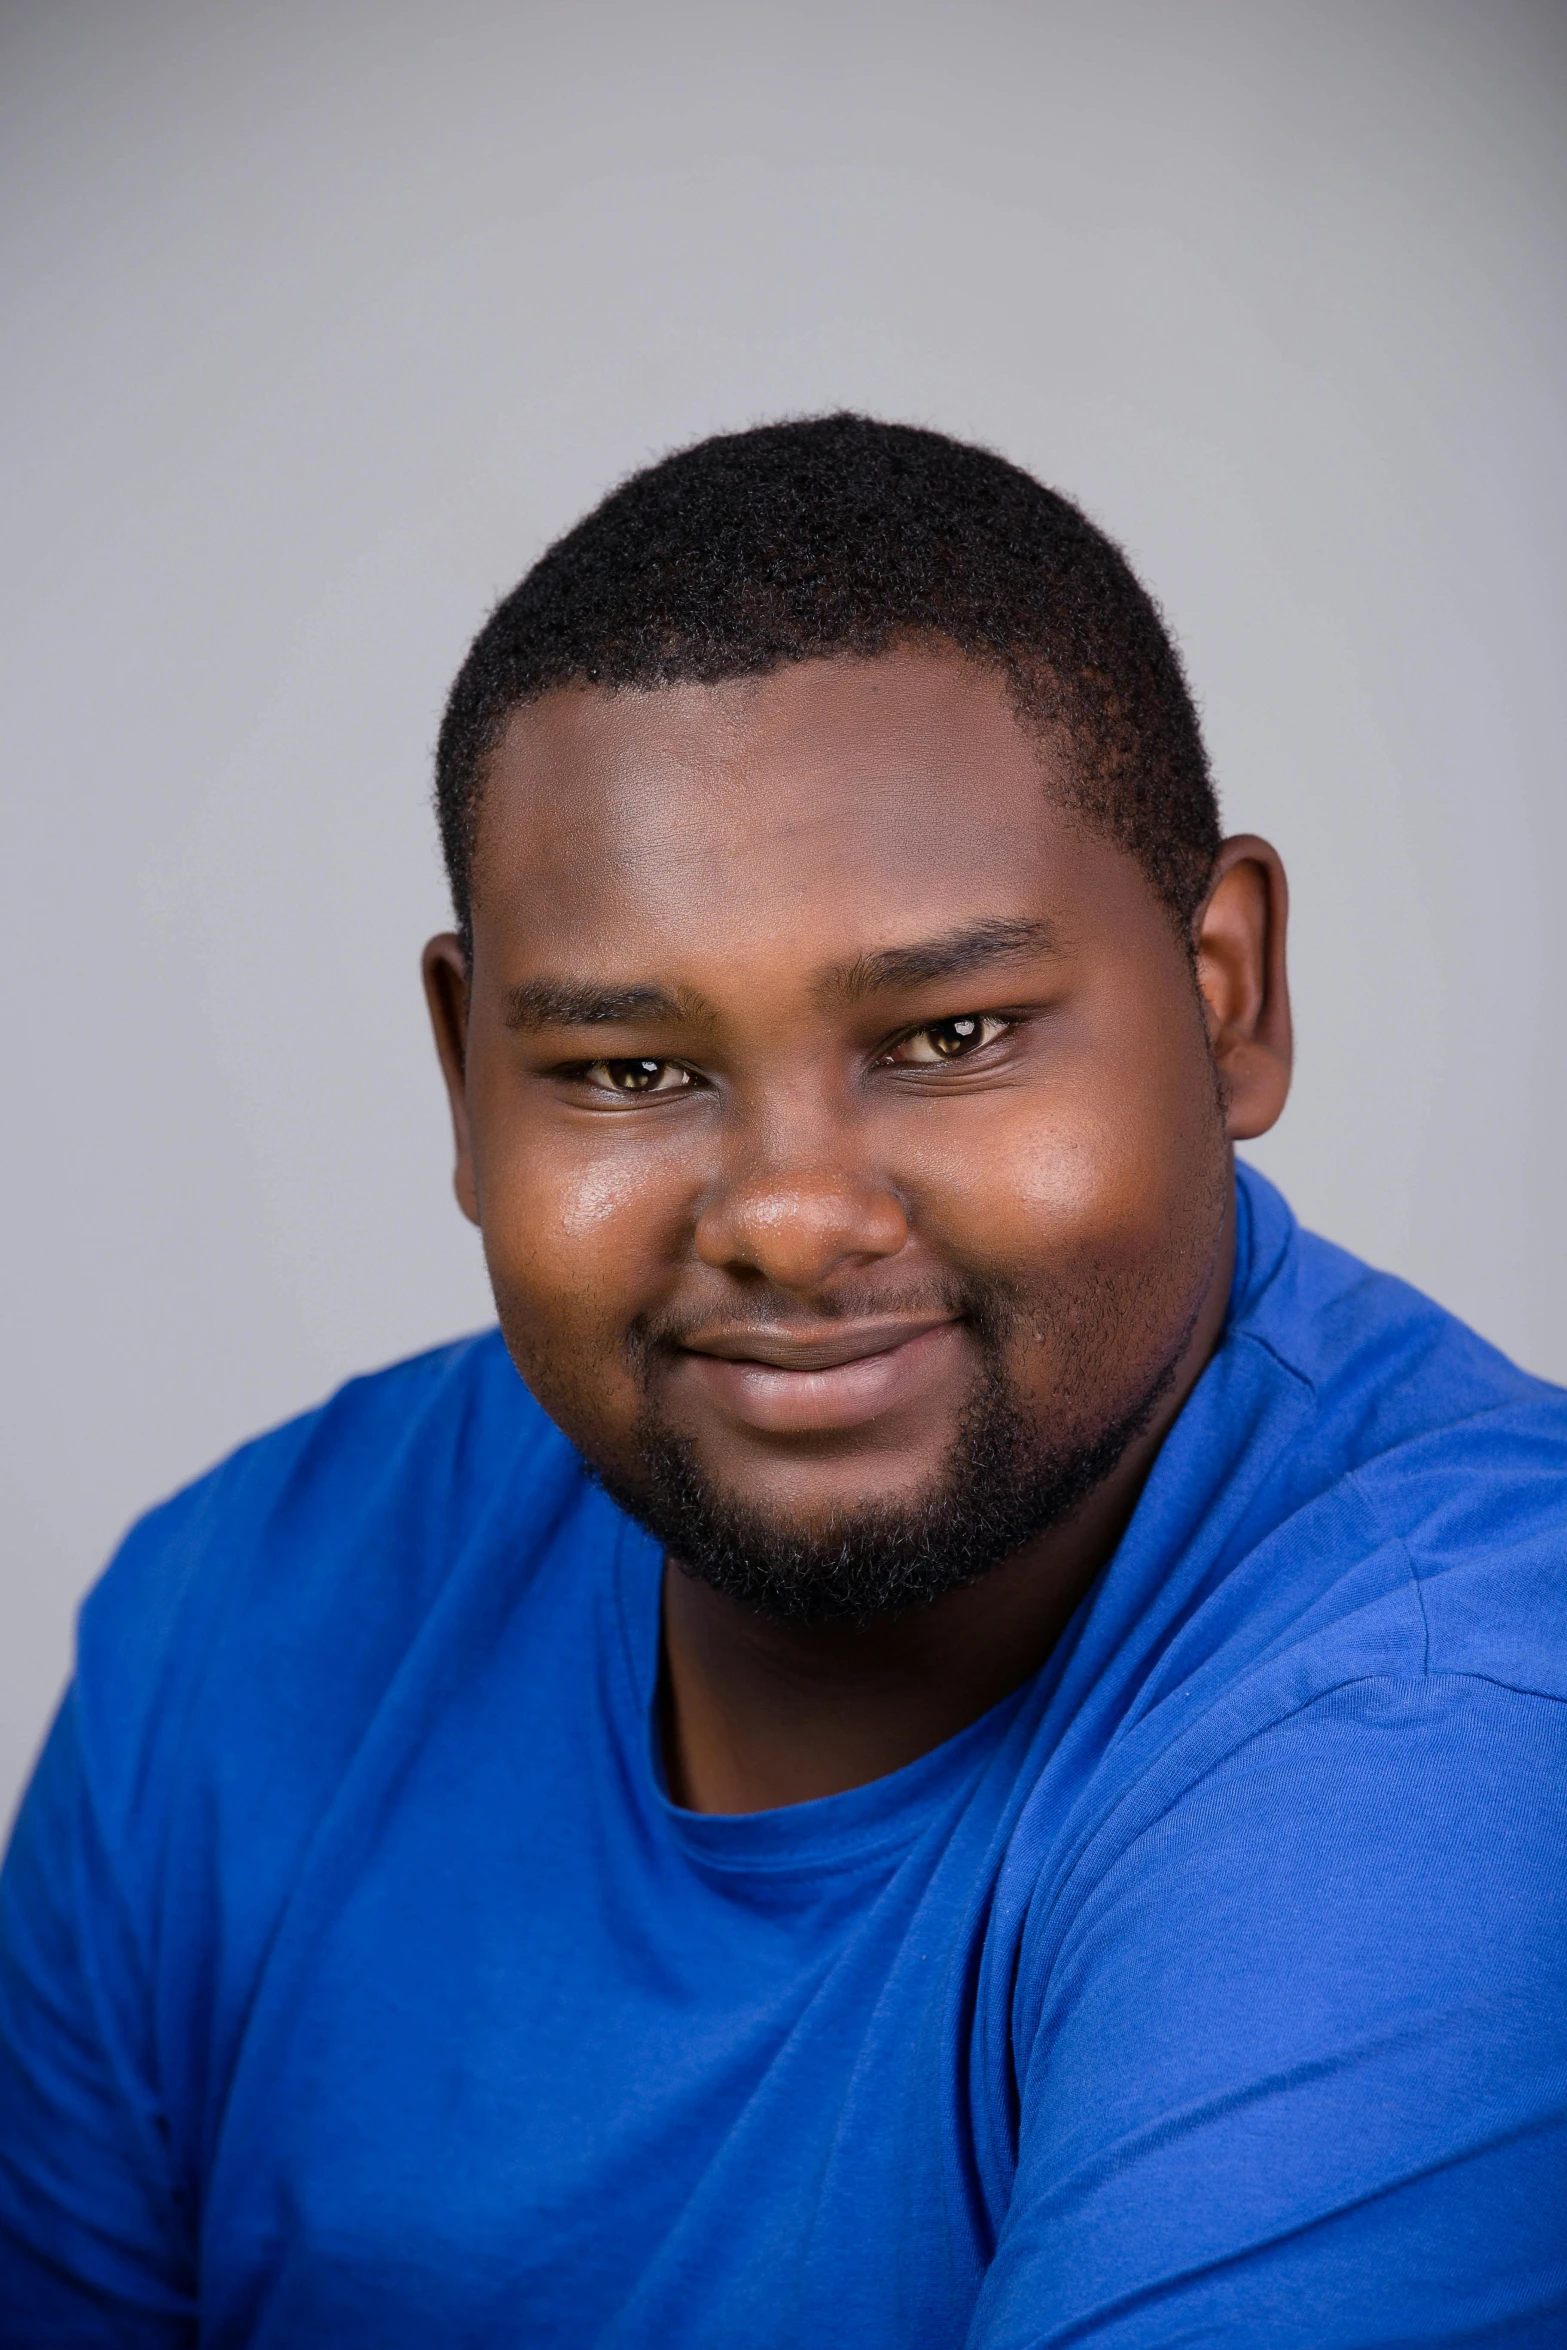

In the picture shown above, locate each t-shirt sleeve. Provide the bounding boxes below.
[967,1674,1567,2349]
[0,1689,197,2345]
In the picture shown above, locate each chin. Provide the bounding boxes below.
[701,1453,944,1529]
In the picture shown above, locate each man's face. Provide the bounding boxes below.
[430,647,1239,1614]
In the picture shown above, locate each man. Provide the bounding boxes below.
[1,415,1563,2346]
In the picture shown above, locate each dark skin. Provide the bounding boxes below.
[424,646,1291,1814]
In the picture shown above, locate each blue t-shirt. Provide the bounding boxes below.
[2,1166,1565,2347]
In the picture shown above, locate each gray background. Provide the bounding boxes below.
[3,0,1564,1823]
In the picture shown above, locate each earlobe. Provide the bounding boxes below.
[421,934,481,1225]
[1193,837,1293,1144]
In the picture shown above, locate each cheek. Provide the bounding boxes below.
[469,1115,690,1386]
[917,1057,1211,1286]
[483,1156,639,1321]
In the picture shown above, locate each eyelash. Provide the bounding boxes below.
[563,1014,1016,1098]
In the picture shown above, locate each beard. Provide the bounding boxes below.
[587,1273,1187,1625]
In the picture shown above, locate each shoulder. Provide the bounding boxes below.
[1230,1165,1567,1700]
[81,1328,553,1660]
[73,1332,585,1850]
[1233,1161,1558,1446]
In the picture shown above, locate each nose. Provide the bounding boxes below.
[692,1148,910,1293]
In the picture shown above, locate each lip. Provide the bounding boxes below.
[674,1317,964,1435]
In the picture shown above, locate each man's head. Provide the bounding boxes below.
[424,418,1291,1622]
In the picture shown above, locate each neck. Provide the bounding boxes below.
[660,1215,1234,1815]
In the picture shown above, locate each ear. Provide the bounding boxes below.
[422,934,480,1225]
[1192,836,1292,1143]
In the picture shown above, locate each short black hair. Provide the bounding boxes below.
[436,414,1220,954]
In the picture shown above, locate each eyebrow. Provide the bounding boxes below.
[501,977,714,1033]
[501,918,1058,1032]
[819,916,1059,1006]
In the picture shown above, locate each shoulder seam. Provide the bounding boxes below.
[1118,1668,1564,1865]
[1023,1667,1563,2009]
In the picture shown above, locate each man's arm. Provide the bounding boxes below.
[0,1691,196,2345]
[969,1674,1567,2348]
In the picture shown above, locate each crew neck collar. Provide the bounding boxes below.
[607,1511,1029,1876]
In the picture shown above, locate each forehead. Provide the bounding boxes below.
[473,647,1130,967]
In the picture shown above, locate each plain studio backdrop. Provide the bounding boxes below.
[2,0,1565,1822]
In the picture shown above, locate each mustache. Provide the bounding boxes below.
[625,1272,1025,1363]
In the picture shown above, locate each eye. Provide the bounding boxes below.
[883,1013,1010,1066]
[577,1058,694,1097]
